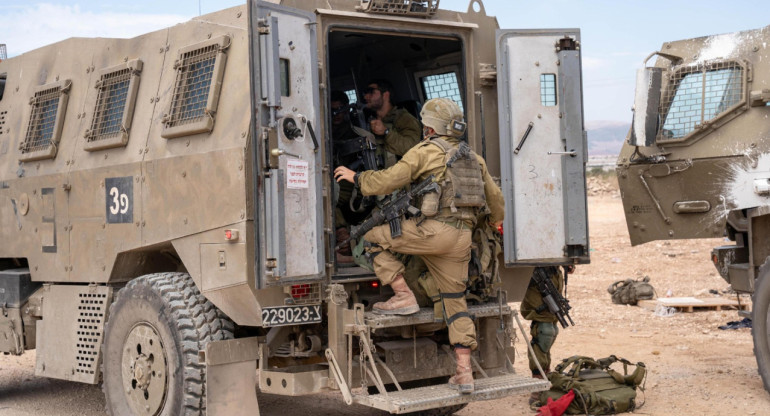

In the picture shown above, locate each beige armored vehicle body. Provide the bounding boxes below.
[618,26,770,392]
[0,1,589,414]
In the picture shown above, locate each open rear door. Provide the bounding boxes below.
[249,0,324,286]
[496,29,589,266]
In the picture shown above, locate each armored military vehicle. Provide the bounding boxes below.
[0,0,589,414]
[618,26,770,392]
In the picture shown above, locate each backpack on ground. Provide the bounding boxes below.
[540,355,647,415]
[607,276,655,305]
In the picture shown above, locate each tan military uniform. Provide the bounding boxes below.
[358,136,504,349]
[521,266,564,375]
[378,107,422,157]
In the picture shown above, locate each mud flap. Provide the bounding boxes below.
[204,337,261,416]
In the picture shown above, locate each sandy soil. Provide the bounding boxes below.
[2,189,770,415]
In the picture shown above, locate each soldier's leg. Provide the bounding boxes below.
[528,321,559,376]
[418,227,474,393]
[363,219,466,315]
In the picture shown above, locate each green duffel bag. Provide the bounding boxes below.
[539,355,647,415]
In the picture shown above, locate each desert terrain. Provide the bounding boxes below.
[2,176,770,415]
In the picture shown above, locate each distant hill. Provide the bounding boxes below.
[585,120,629,156]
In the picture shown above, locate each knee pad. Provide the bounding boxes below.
[531,321,559,353]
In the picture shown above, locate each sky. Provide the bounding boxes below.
[1,0,768,124]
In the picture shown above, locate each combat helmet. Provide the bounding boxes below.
[420,97,466,137]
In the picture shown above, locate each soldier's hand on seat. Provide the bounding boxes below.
[370,119,386,135]
[334,166,356,184]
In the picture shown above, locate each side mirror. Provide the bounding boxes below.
[630,67,663,147]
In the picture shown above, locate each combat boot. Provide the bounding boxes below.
[448,347,474,393]
[372,275,420,315]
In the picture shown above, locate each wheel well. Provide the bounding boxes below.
[109,244,184,283]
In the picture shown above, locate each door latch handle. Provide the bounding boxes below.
[513,122,534,155]
[271,148,302,159]
[547,150,577,157]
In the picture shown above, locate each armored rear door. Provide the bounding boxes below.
[496,29,589,266]
[249,0,325,285]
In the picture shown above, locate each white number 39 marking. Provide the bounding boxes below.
[109,187,130,215]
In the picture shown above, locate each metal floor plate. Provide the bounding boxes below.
[365,303,511,329]
[353,373,549,414]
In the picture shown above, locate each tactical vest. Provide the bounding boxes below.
[428,137,486,223]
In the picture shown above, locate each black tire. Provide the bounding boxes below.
[102,272,233,416]
[754,260,770,393]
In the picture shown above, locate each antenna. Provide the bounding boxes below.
[198,0,201,16]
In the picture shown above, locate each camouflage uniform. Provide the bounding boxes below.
[357,136,504,349]
[377,106,421,158]
[521,266,564,376]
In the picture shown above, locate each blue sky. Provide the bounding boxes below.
[1,0,767,123]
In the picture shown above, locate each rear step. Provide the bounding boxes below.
[354,373,550,414]
[365,303,511,329]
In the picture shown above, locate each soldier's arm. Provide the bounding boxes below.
[382,111,422,156]
[478,156,505,224]
[357,145,441,196]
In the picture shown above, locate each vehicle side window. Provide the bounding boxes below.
[161,35,230,139]
[540,73,557,106]
[19,80,71,162]
[418,70,464,111]
[84,60,143,151]
[660,62,743,141]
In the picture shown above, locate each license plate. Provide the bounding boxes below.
[261,304,322,327]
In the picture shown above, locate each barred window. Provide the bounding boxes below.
[20,80,70,161]
[660,61,744,141]
[162,35,229,139]
[540,74,557,106]
[344,89,357,105]
[420,71,464,112]
[85,60,142,151]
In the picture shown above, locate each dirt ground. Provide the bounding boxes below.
[3,181,770,415]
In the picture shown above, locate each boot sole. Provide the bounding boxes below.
[372,305,420,315]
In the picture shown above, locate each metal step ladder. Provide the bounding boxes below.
[365,303,513,329]
[355,373,549,414]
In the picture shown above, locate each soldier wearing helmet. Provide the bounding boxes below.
[334,97,504,393]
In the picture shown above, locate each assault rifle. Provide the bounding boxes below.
[532,267,575,328]
[335,174,439,249]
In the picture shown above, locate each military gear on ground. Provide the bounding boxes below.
[539,355,647,415]
[372,274,420,315]
[420,97,467,137]
[607,276,655,305]
[448,347,474,393]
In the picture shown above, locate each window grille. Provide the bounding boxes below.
[421,72,464,112]
[344,90,357,105]
[85,60,142,151]
[19,80,70,161]
[540,74,557,106]
[360,0,439,17]
[659,61,744,142]
[162,35,230,139]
